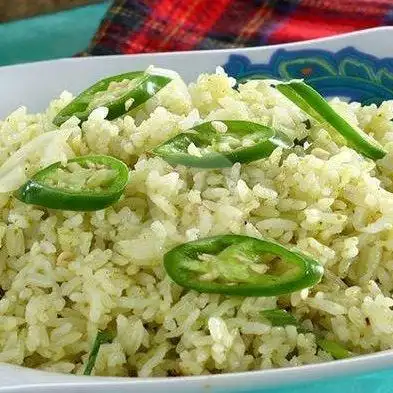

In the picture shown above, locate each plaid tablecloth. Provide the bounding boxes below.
[84,0,393,56]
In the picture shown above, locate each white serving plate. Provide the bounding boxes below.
[1,27,393,393]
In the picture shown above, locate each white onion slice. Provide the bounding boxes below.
[0,128,75,193]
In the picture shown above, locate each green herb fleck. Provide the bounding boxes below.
[261,309,299,327]
[303,119,312,130]
[293,137,308,147]
[83,330,116,376]
[261,308,351,359]
[316,338,351,360]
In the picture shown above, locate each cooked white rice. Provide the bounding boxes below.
[1,67,393,377]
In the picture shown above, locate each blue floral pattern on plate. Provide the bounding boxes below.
[223,47,393,105]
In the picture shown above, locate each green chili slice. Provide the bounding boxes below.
[261,309,299,327]
[316,338,351,360]
[276,81,386,160]
[53,71,172,126]
[14,155,129,211]
[261,308,351,359]
[84,330,115,376]
[164,235,323,296]
[153,120,293,168]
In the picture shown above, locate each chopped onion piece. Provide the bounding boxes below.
[0,128,74,193]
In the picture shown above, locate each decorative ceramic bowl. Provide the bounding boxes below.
[1,27,393,393]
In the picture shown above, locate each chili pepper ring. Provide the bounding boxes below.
[53,72,172,126]
[153,120,293,168]
[276,81,386,160]
[14,155,129,211]
[164,235,323,296]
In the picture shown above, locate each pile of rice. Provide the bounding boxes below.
[1,67,393,377]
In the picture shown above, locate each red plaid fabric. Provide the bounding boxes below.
[84,0,393,56]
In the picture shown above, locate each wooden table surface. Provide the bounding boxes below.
[0,0,104,22]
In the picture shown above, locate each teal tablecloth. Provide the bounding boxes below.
[0,2,110,66]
